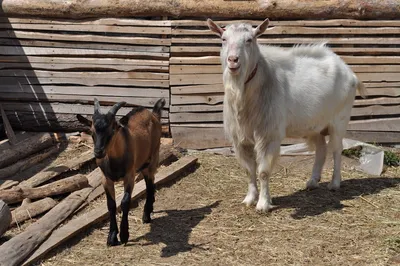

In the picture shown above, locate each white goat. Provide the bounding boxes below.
[207,18,367,212]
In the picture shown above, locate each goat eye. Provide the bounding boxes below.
[246,38,253,43]
[222,38,227,42]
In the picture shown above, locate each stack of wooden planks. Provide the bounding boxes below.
[0,135,194,265]
[170,19,400,149]
[0,17,171,134]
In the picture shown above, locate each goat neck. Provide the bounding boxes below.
[98,127,132,182]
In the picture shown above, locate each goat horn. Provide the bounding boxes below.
[94,98,101,114]
[108,101,126,116]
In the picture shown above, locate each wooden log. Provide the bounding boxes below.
[0,200,11,237]
[0,186,93,266]
[0,174,89,204]
[23,156,198,266]
[1,0,399,19]
[0,146,60,180]
[0,132,55,169]
[0,180,19,190]
[10,197,57,227]
[19,150,94,188]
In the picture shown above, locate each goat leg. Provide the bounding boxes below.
[142,174,155,223]
[103,178,119,246]
[120,175,134,245]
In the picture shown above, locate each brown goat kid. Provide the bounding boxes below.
[77,98,165,246]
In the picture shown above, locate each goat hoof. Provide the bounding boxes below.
[256,199,275,213]
[242,194,258,207]
[142,213,152,224]
[119,231,129,245]
[306,179,319,190]
[107,232,119,246]
[327,181,340,191]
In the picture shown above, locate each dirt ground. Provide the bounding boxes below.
[34,151,400,266]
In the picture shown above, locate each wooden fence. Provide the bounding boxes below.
[0,17,171,133]
[0,17,399,148]
[170,19,400,148]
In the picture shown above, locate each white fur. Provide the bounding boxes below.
[209,20,367,212]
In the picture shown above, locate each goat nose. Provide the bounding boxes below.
[228,56,239,63]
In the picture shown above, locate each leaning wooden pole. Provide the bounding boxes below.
[1,0,399,19]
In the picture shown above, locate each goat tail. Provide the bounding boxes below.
[152,98,166,120]
[355,76,367,99]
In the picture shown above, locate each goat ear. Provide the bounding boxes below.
[253,18,269,38]
[207,18,224,37]
[119,115,129,127]
[76,114,92,127]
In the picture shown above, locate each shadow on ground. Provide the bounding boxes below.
[129,201,220,257]
[273,177,400,219]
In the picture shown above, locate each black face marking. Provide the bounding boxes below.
[92,113,115,159]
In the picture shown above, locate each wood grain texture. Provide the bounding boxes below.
[1,0,399,19]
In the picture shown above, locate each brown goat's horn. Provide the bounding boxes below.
[94,98,101,114]
[108,101,126,116]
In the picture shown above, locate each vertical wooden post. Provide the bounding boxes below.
[0,104,17,145]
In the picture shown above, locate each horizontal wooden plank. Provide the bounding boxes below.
[1,102,169,117]
[0,47,169,58]
[170,56,400,65]
[0,63,169,72]
[0,39,170,53]
[171,94,224,105]
[0,24,171,35]
[170,56,220,65]
[172,126,400,150]
[170,104,224,113]
[172,26,400,36]
[0,70,169,80]
[348,118,400,131]
[341,56,400,65]
[0,31,171,46]
[170,74,222,85]
[170,65,222,74]
[0,77,169,88]
[354,97,400,106]
[171,19,400,27]
[172,37,400,45]
[351,105,400,117]
[169,72,400,86]
[171,84,224,95]
[172,85,399,97]
[0,85,169,98]
[170,105,400,123]
[172,64,400,75]
[0,94,170,108]
[170,96,400,111]
[0,56,169,66]
[345,131,400,143]
[171,126,230,149]
[364,82,400,88]
[357,73,400,82]
[4,18,171,27]
[172,46,400,55]
[170,112,223,123]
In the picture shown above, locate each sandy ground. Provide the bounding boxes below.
[33,151,400,266]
